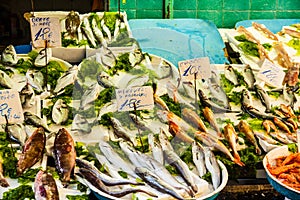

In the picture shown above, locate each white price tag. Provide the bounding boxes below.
[0,89,24,124]
[257,59,285,88]
[178,57,211,81]
[116,86,154,112]
[30,17,61,48]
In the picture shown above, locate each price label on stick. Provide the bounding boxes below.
[257,59,285,88]
[30,17,61,48]
[0,89,24,124]
[178,57,211,81]
[116,86,154,112]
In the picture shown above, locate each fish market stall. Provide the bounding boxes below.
[1,11,300,200]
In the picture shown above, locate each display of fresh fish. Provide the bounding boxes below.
[126,74,149,88]
[155,59,174,79]
[192,141,206,177]
[0,69,13,89]
[71,114,92,133]
[154,94,169,111]
[252,22,279,41]
[253,131,279,145]
[254,83,272,113]
[6,123,27,145]
[129,113,151,132]
[19,82,35,108]
[52,99,69,125]
[202,107,222,138]
[208,79,231,109]
[101,19,112,42]
[24,111,51,132]
[26,70,44,93]
[273,117,291,134]
[282,84,298,108]
[79,82,103,110]
[223,123,243,166]
[35,48,52,67]
[237,26,260,44]
[53,65,78,94]
[203,147,221,190]
[224,65,239,86]
[158,128,174,152]
[65,10,80,39]
[135,167,185,200]
[237,120,261,155]
[110,117,137,146]
[164,149,198,193]
[279,103,296,118]
[17,127,46,175]
[242,65,256,90]
[0,159,9,187]
[273,42,293,69]
[78,167,157,198]
[81,17,97,48]
[148,133,164,164]
[34,170,59,200]
[182,107,208,133]
[166,81,195,109]
[75,158,143,186]
[1,45,18,66]
[91,17,107,47]
[53,128,76,186]
[262,119,278,133]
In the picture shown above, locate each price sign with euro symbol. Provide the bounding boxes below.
[30,17,61,48]
[178,57,211,81]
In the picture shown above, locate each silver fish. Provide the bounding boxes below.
[110,117,137,146]
[99,46,116,69]
[135,167,185,200]
[242,65,256,90]
[126,74,149,88]
[6,123,27,145]
[156,59,173,79]
[164,149,198,193]
[80,82,103,110]
[54,65,78,94]
[192,141,206,177]
[254,83,272,113]
[253,131,279,145]
[26,70,44,93]
[0,69,13,89]
[203,147,221,190]
[19,83,35,108]
[101,19,112,42]
[34,48,52,67]
[129,48,144,67]
[71,114,92,133]
[52,99,69,125]
[91,17,107,47]
[96,71,115,88]
[158,128,174,152]
[208,79,231,109]
[148,133,164,165]
[283,84,298,108]
[113,18,121,40]
[24,112,51,132]
[81,17,97,48]
[65,10,80,39]
[224,65,238,86]
[167,81,195,109]
[1,45,17,66]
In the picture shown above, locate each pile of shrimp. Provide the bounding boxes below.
[267,152,300,191]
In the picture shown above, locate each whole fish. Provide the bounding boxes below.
[154,94,169,111]
[192,141,206,177]
[182,107,208,133]
[158,128,174,152]
[242,65,256,90]
[78,168,157,198]
[224,65,238,86]
[34,170,59,200]
[65,10,80,39]
[71,114,92,133]
[148,133,164,164]
[113,18,121,40]
[81,17,97,48]
[91,17,107,47]
[282,84,298,108]
[1,45,18,66]
[34,48,52,67]
[110,117,137,146]
[17,127,46,175]
[283,62,299,87]
[203,147,221,190]
[223,123,243,166]
[129,48,144,67]
[6,123,27,145]
[79,82,103,110]
[273,117,291,134]
[273,42,293,69]
[252,22,278,41]
[208,80,231,109]
[238,120,262,155]
[279,103,296,118]
[53,65,78,94]
[253,131,279,145]
[168,121,194,144]
[52,99,69,125]
[101,19,112,42]
[53,128,76,186]
[75,158,144,186]
[126,74,149,88]
[97,71,115,88]
[254,83,272,113]
[19,83,35,108]
[24,111,51,132]
[0,159,9,187]
[129,113,151,132]
[25,70,44,93]
[0,69,13,89]
[164,149,198,193]
[135,167,185,200]
[262,119,278,133]
[202,107,222,138]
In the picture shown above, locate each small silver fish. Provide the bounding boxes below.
[26,70,44,93]
[126,74,149,88]
[52,99,69,125]
[99,46,116,69]
[113,18,121,40]
[242,65,255,90]
[96,71,115,88]
[148,133,164,165]
[224,65,238,86]
[6,123,27,145]
[192,142,206,177]
[101,19,112,42]
[110,117,137,146]
[203,147,221,190]
[1,45,18,66]
[91,18,107,47]
[80,82,103,110]
[81,17,97,48]
[254,83,272,113]
[0,69,13,89]
[129,48,144,67]
[19,83,35,108]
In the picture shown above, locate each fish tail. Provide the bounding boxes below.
[233,156,245,167]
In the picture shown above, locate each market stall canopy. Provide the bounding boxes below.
[128,19,228,66]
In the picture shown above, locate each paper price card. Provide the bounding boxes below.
[0,89,24,124]
[257,59,285,88]
[178,57,211,81]
[30,17,61,48]
[116,86,154,112]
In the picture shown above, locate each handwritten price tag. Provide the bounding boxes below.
[116,86,154,112]
[178,57,211,81]
[30,17,61,48]
[257,59,285,88]
[0,89,24,124]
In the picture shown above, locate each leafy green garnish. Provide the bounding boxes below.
[107,53,132,76]
[66,194,89,200]
[18,168,41,184]
[160,94,181,116]
[2,184,35,200]
[288,143,298,153]
[287,38,300,55]
[0,132,18,178]
[220,74,234,93]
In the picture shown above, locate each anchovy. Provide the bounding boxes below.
[182,107,208,133]
[192,141,206,177]
[135,167,185,200]
[110,117,137,146]
[1,45,18,66]
[81,17,97,48]
[242,65,256,90]
[24,111,51,132]
[75,158,144,186]
[224,65,239,86]
[17,127,46,175]
[78,168,157,198]
[238,120,262,155]
[203,147,221,190]
[53,128,76,186]
[0,69,13,89]
[164,149,198,193]
[254,83,272,113]
[34,170,59,200]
